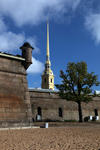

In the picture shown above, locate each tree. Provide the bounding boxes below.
[55,62,100,122]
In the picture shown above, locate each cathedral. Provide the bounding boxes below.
[0,22,100,127]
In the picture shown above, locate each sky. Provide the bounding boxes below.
[0,0,100,90]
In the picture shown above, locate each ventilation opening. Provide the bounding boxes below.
[59,108,63,117]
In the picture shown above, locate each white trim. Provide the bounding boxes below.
[0,53,25,61]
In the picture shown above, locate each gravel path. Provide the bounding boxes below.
[0,126,100,150]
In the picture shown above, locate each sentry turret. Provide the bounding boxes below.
[20,42,34,69]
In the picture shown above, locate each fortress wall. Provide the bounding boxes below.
[30,90,100,121]
[82,98,100,119]
[30,90,78,121]
[0,56,32,127]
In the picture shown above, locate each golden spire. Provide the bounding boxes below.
[46,20,50,61]
[41,21,54,90]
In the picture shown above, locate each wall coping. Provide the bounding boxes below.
[29,88,58,93]
[0,53,25,61]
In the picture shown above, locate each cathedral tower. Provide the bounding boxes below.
[41,22,54,90]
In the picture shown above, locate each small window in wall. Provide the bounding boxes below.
[94,109,98,116]
[44,78,46,83]
[37,107,42,116]
[51,79,52,83]
[59,108,63,117]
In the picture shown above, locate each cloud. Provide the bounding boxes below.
[0,0,81,51]
[0,17,40,53]
[0,0,81,26]
[0,30,39,53]
[85,13,100,44]
[70,0,81,10]
[26,37,40,54]
[27,57,44,74]
[0,32,25,52]
[0,17,7,33]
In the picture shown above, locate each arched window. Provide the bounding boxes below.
[94,109,98,116]
[37,107,42,116]
[59,108,63,117]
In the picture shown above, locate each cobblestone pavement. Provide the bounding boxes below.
[0,126,100,150]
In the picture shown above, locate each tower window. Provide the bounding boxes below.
[58,108,63,117]
[51,79,52,83]
[94,109,98,116]
[44,78,46,83]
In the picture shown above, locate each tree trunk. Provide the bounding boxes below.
[78,101,83,122]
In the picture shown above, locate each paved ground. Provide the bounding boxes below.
[0,124,100,150]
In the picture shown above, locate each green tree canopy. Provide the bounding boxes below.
[55,62,100,122]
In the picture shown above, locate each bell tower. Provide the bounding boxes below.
[41,21,54,90]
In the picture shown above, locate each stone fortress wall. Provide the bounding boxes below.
[0,43,33,127]
[30,89,100,122]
